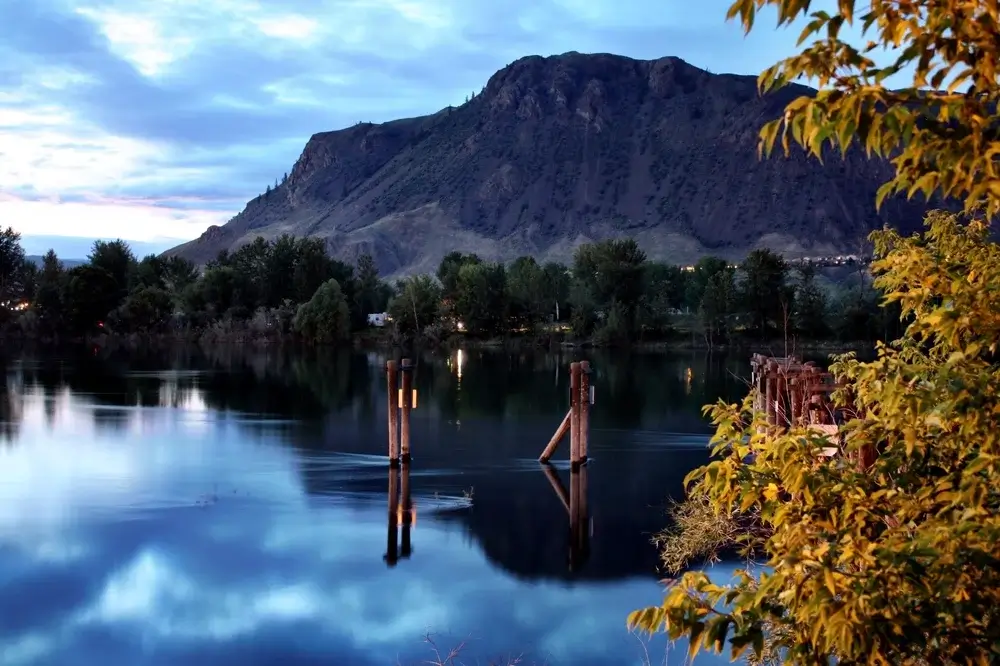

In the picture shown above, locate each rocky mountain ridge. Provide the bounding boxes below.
[167,51,931,276]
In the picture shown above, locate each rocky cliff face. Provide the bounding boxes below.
[167,51,930,276]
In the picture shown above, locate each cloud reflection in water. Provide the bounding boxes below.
[0,385,724,666]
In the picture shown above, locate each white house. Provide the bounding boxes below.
[367,312,390,327]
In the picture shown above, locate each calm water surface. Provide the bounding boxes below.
[0,346,751,666]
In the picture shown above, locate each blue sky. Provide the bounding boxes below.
[1,0,845,259]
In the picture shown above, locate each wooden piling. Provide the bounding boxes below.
[384,464,399,567]
[400,358,413,462]
[579,361,590,463]
[765,362,777,427]
[386,360,399,462]
[539,409,571,463]
[569,362,582,466]
[400,462,413,558]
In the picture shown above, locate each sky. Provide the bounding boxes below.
[1,0,852,259]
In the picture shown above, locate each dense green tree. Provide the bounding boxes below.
[63,265,119,334]
[792,265,829,340]
[572,239,647,333]
[262,234,298,308]
[437,251,482,305]
[293,238,352,306]
[684,256,730,311]
[507,257,547,331]
[131,254,166,291]
[0,227,28,325]
[33,250,64,331]
[639,262,688,334]
[700,266,737,345]
[228,237,270,308]
[188,266,242,317]
[454,262,508,336]
[293,279,350,344]
[114,286,174,332]
[388,275,441,335]
[541,261,571,323]
[740,249,789,338]
[353,253,390,327]
[88,239,136,306]
[161,256,198,294]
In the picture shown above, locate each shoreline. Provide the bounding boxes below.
[1,329,874,357]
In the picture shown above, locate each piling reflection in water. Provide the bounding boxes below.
[541,463,591,571]
[384,462,415,567]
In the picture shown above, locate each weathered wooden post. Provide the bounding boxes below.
[400,462,413,558]
[790,377,802,425]
[400,358,413,462]
[569,362,582,466]
[386,360,399,463]
[384,464,399,567]
[539,410,571,463]
[579,360,591,463]
[776,367,789,428]
[765,361,777,427]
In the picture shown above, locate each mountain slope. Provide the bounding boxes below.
[167,51,931,276]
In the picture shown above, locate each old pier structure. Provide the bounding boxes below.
[749,354,875,468]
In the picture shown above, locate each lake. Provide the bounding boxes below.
[0,345,754,666]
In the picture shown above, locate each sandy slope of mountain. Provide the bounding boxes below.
[167,51,930,276]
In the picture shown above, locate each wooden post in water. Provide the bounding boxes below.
[579,361,591,463]
[400,462,413,558]
[400,358,413,463]
[386,360,399,463]
[384,464,399,567]
[569,362,582,467]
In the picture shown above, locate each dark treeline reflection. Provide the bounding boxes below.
[1,344,773,581]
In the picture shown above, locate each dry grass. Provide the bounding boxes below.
[652,491,768,575]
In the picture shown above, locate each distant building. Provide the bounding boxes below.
[367,312,390,327]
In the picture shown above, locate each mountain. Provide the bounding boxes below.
[167,51,932,277]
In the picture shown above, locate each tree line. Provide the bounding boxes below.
[0,229,391,344]
[392,240,897,346]
[1,228,896,346]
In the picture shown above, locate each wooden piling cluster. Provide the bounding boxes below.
[749,354,841,430]
[539,361,592,466]
[749,354,879,467]
[386,359,415,463]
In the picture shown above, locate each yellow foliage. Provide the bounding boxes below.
[726,0,1000,216]
[630,1,1000,660]
[629,210,1000,663]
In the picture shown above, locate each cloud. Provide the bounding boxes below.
[0,0,886,258]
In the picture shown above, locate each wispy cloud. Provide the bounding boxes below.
[0,0,847,258]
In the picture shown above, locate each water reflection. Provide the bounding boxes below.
[0,345,750,665]
[540,464,591,572]
[385,463,416,567]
